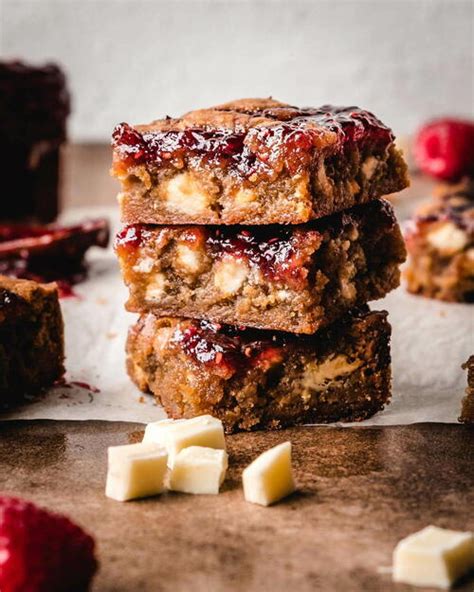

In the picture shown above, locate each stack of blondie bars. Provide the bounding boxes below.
[112,99,409,432]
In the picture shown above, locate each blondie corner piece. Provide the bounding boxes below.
[126,307,391,433]
[460,355,474,424]
[116,199,406,334]
[0,275,65,406]
[111,98,409,226]
[404,181,474,302]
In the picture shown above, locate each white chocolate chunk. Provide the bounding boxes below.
[362,155,379,180]
[393,525,474,589]
[169,446,228,494]
[234,188,257,206]
[133,256,155,273]
[302,355,362,391]
[105,442,168,502]
[145,272,166,300]
[143,415,226,467]
[176,244,202,274]
[242,441,295,506]
[428,222,468,255]
[164,173,211,215]
[214,257,249,296]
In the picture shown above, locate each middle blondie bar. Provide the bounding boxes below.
[116,199,406,334]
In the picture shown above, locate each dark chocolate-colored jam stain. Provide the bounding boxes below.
[0,219,110,298]
[112,105,393,178]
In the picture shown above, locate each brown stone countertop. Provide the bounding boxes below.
[0,420,472,591]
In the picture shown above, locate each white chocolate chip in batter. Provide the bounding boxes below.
[175,244,203,274]
[145,273,166,300]
[214,257,249,296]
[362,156,379,180]
[302,355,362,392]
[234,188,257,206]
[164,173,211,215]
[133,256,155,274]
[427,222,468,255]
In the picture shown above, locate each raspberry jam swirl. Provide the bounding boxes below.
[112,105,393,178]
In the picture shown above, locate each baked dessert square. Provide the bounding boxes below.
[0,276,65,406]
[111,98,409,225]
[116,199,406,334]
[404,182,474,302]
[460,355,474,424]
[126,307,391,433]
[0,60,70,222]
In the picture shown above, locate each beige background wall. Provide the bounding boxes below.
[2,0,473,141]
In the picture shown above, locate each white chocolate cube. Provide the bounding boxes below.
[169,446,228,494]
[393,525,474,589]
[105,442,168,502]
[143,415,226,467]
[242,441,295,506]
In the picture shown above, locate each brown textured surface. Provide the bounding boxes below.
[0,420,473,592]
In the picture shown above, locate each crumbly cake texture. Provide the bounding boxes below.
[126,307,391,433]
[404,182,474,302]
[116,199,406,334]
[460,355,474,424]
[111,98,409,225]
[0,61,70,222]
[0,276,65,406]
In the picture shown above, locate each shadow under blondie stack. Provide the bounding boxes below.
[112,98,409,433]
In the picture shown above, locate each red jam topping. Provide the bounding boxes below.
[0,219,110,297]
[112,105,393,178]
[117,224,322,289]
[172,320,285,377]
[206,226,321,288]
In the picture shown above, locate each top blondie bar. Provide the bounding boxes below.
[111,98,409,225]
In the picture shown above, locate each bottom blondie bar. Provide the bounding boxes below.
[126,307,391,433]
[0,276,64,406]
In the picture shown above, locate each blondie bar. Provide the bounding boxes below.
[116,199,406,334]
[0,276,64,406]
[126,307,391,433]
[112,98,408,225]
[0,61,70,222]
[404,182,474,302]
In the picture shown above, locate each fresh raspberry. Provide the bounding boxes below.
[414,118,474,181]
[0,496,97,592]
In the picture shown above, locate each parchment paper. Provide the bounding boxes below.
[2,206,473,426]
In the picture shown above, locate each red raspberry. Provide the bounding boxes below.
[0,496,97,592]
[414,118,474,182]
